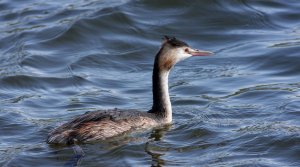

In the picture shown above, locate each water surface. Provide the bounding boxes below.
[0,0,300,166]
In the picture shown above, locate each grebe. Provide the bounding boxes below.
[47,36,213,144]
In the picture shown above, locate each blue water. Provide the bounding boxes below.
[0,0,300,166]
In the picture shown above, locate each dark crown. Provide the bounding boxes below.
[164,36,189,47]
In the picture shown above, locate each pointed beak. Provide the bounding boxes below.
[188,48,214,56]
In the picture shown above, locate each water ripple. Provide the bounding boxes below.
[0,75,88,90]
[0,0,300,166]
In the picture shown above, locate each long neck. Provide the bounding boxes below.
[149,52,172,123]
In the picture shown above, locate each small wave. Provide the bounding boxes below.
[0,74,88,90]
[270,38,300,48]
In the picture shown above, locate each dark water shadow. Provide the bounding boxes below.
[145,125,172,167]
[63,145,85,167]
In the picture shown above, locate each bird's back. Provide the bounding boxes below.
[47,109,160,144]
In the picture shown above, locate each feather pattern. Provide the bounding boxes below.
[47,109,160,144]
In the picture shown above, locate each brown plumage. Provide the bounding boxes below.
[47,109,160,144]
[47,36,213,145]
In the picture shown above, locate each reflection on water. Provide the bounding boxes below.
[64,145,84,167]
[1,0,300,166]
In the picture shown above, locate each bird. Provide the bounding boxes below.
[47,36,213,145]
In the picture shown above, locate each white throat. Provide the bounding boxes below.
[159,70,172,123]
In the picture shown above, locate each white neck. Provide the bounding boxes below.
[159,71,172,123]
[150,66,172,123]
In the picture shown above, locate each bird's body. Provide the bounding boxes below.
[47,36,212,145]
[47,109,161,144]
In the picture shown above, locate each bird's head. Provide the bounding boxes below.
[157,36,213,71]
